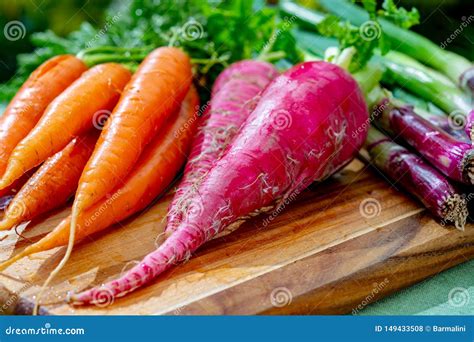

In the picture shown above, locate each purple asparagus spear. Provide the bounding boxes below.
[372,99,474,185]
[365,127,467,230]
[415,109,469,143]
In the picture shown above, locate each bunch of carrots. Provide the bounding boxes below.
[0,47,200,312]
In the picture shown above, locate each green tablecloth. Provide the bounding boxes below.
[360,260,474,315]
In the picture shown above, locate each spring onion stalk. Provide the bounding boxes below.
[314,0,474,93]
[391,87,444,115]
[365,127,467,230]
[291,23,472,116]
[379,51,472,115]
[281,2,326,29]
[369,86,474,185]
[352,62,383,97]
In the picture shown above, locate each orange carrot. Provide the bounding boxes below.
[0,55,87,177]
[0,170,33,199]
[0,63,131,189]
[0,130,99,232]
[73,47,192,214]
[0,170,35,210]
[0,87,200,276]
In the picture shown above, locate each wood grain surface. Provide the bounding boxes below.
[0,159,472,315]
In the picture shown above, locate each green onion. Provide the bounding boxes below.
[316,0,473,92]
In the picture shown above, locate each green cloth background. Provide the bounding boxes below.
[359,260,474,315]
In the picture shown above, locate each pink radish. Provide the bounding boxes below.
[166,60,278,233]
[69,61,368,305]
[211,60,279,96]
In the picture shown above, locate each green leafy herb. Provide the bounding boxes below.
[350,0,419,28]
[378,0,419,29]
[317,15,379,71]
[316,0,419,71]
[356,0,377,19]
[1,0,298,102]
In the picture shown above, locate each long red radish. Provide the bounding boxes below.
[0,55,86,177]
[0,63,131,189]
[0,130,99,232]
[211,59,278,96]
[0,87,200,274]
[70,61,369,304]
[167,60,278,233]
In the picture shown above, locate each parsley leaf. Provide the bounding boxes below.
[317,15,379,72]
[1,0,298,102]
[378,0,419,29]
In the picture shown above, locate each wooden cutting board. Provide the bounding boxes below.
[0,159,473,315]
